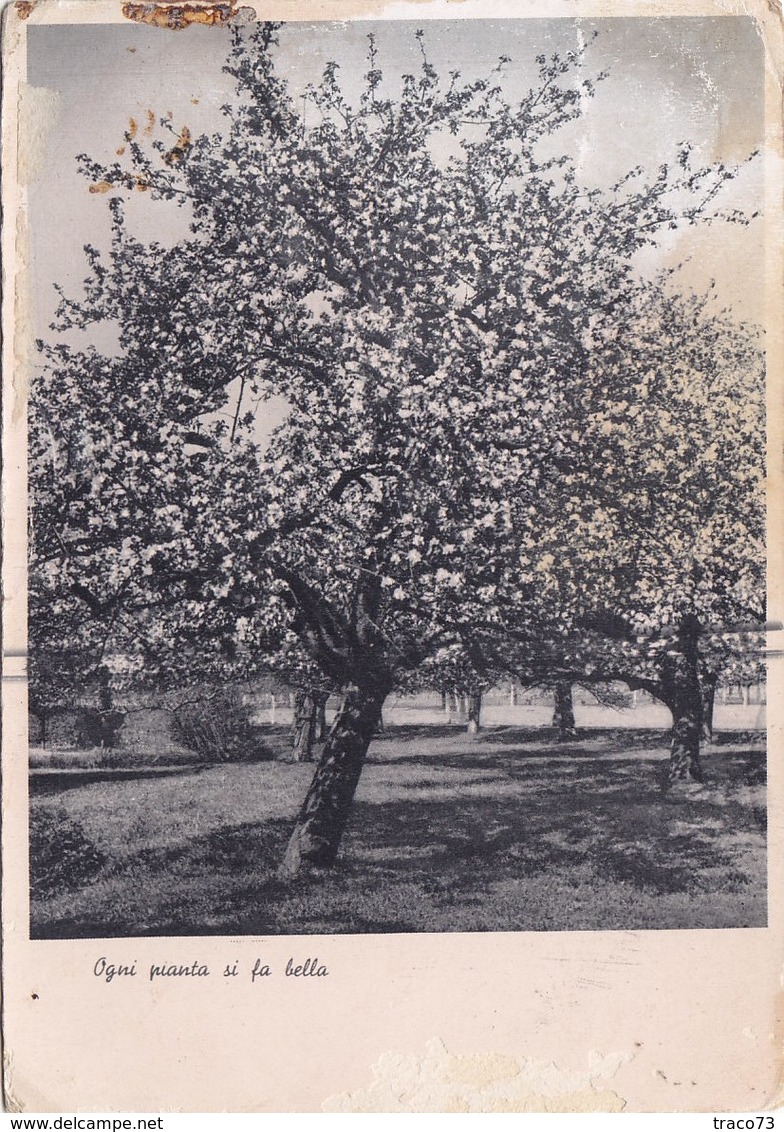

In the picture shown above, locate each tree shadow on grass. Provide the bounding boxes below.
[373,723,466,742]
[479,726,673,748]
[373,735,765,787]
[375,745,667,780]
[345,746,766,902]
[710,730,766,746]
[30,735,767,939]
[706,750,766,786]
[31,817,296,938]
[29,765,211,795]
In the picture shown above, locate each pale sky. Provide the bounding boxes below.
[26,17,765,378]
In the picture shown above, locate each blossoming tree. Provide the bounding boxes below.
[30,24,761,875]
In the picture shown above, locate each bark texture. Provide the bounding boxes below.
[291,690,317,762]
[552,681,577,740]
[466,690,482,735]
[660,616,704,785]
[700,673,717,743]
[280,680,389,878]
[314,693,327,742]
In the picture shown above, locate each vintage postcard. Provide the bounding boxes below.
[2,0,783,1112]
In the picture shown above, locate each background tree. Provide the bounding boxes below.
[563,289,764,783]
[551,682,577,741]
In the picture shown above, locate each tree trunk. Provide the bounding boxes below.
[291,690,317,762]
[447,690,462,722]
[314,693,327,742]
[552,681,577,740]
[509,682,517,706]
[97,666,112,712]
[660,616,704,786]
[441,690,448,713]
[466,690,482,735]
[700,674,717,743]
[279,680,389,878]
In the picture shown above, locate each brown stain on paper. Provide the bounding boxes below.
[89,176,149,193]
[163,124,191,164]
[14,1,37,19]
[121,1,254,29]
[323,1039,631,1113]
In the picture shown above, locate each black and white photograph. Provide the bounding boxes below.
[21,12,767,942]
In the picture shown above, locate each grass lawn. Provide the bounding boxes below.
[29,725,766,937]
